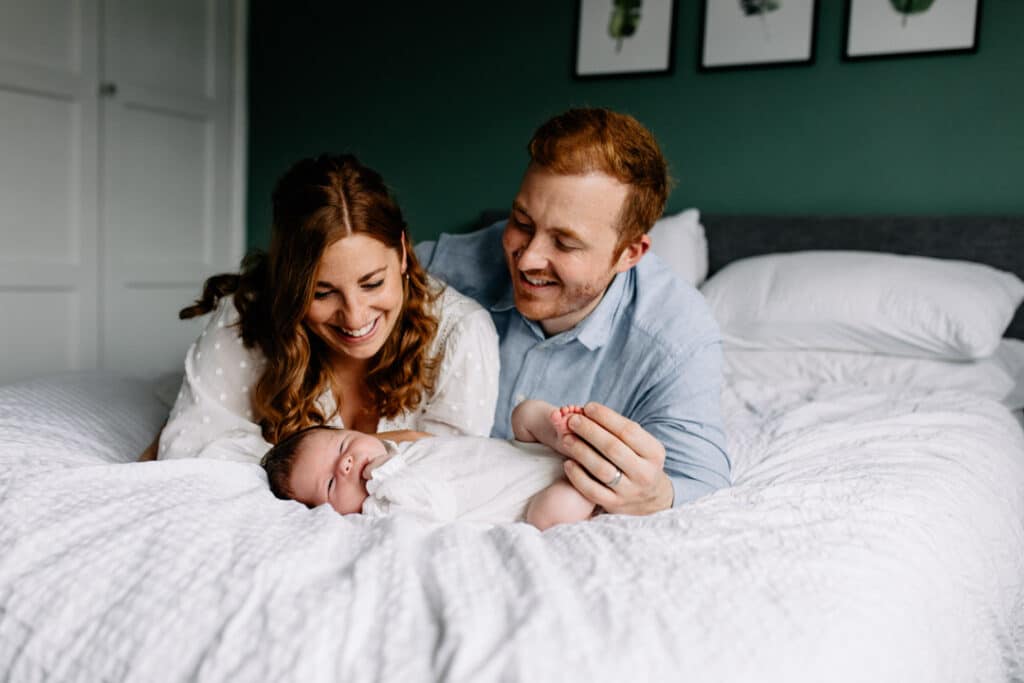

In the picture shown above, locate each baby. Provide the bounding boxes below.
[261,399,596,529]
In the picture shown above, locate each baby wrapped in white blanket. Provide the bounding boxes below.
[261,401,598,528]
[363,436,564,522]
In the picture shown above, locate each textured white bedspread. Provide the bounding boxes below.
[1,373,1022,682]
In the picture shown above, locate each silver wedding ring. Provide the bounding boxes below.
[605,468,622,488]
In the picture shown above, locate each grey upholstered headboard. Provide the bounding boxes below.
[470,211,1024,340]
[702,215,1024,340]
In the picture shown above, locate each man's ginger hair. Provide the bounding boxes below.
[527,108,670,249]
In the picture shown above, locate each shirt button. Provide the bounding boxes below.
[514,394,526,404]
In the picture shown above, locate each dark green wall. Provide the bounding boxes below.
[247,1,1024,250]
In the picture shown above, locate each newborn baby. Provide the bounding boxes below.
[261,400,596,529]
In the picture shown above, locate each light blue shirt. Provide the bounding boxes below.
[416,222,731,505]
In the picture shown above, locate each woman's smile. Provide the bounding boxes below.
[335,315,380,341]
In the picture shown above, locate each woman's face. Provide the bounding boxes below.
[304,233,406,364]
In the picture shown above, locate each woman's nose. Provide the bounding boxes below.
[333,300,366,327]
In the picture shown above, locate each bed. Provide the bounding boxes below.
[1,215,1023,682]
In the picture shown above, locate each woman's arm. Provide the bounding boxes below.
[375,430,431,443]
[137,430,162,461]
[158,299,271,463]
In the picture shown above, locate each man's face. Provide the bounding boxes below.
[502,165,649,336]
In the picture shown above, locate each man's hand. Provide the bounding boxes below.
[559,402,674,515]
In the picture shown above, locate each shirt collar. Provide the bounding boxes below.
[491,285,516,313]
[491,270,629,350]
[574,271,627,350]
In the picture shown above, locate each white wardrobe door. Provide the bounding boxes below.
[100,0,238,378]
[0,0,100,384]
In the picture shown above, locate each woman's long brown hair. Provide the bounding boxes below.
[180,154,439,444]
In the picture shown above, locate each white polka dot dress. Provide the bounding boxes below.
[158,278,499,463]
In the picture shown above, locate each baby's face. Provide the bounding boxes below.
[287,428,388,514]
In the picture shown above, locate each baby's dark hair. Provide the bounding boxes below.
[261,425,336,501]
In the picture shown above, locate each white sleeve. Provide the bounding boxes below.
[158,299,272,464]
[414,305,500,437]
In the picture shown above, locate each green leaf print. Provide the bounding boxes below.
[740,0,780,16]
[889,0,935,27]
[608,0,642,53]
[740,0,780,41]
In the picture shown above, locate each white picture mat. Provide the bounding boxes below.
[703,0,816,67]
[847,0,978,56]
[576,0,674,75]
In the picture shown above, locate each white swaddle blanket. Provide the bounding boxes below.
[361,435,567,523]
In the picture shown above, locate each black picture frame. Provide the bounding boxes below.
[573,0,677,79]
[699,0,819,72]
[844,0,982,61]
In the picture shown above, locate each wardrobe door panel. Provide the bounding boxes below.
[0,89,79,261]
[107,285,205,377]
[107,105,210,261]
[0,0,80,74]
[0,0,98,384]
[0,290,82,381]
[100,0,238,378]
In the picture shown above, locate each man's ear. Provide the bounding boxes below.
[614,234,651,273]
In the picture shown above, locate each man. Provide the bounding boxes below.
[416,107,729,515]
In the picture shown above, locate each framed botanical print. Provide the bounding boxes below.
[845,0,982,60]
[700,0,818,70]
[575,0,677,77]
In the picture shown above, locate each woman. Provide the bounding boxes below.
[145,154,499,463]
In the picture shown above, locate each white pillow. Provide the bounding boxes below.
[701,251,1024,360]
[996,339,1024,411]
[723,343,1024,409]
[0,371,169,466]
[648,208,708,286]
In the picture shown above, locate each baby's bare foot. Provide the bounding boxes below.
[549,404,585,439]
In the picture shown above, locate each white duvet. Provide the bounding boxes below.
[1,372,1022,682]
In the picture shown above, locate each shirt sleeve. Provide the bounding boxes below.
[414,302,500,437]
[158,300,271,464]
[635,339,732,506]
